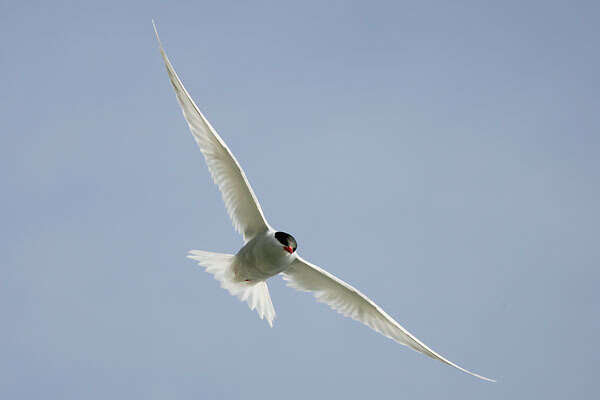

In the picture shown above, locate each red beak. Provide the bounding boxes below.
[283,246,294,254]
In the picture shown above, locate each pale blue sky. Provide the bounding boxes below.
[2,1,599,399]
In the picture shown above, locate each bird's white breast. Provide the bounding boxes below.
[232,231,295,282]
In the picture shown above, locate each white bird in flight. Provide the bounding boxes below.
[153,22,494,382]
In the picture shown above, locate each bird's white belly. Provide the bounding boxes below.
[232,258,286,282]
[232,232,294,282]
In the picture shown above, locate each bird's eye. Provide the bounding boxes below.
[275,232,288,245]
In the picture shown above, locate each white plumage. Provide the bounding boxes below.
[153,21,494,382]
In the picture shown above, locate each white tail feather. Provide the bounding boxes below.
[187,250,276,327]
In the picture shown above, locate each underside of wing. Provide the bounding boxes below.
[282,256,495,382]
[153,22,269,241]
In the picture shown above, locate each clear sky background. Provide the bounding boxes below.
[2,1,599,398]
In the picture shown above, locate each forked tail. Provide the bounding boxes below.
[187,250,276,327]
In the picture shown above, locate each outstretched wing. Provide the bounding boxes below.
[283,256,495,382]
[153,22,269,241]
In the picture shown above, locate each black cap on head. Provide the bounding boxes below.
[275,231,297,251]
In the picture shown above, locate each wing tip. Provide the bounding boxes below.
[470,372,496,383]
[151,19,158,37]
[451,363,496,382]
[435,353,496,382]
[151,19,164,51]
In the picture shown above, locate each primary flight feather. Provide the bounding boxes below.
[153,22,494,382]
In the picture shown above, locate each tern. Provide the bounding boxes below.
[153,22,494,382]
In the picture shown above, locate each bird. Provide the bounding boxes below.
[152,22,494,382]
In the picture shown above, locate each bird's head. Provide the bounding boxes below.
[274,231,297,255]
